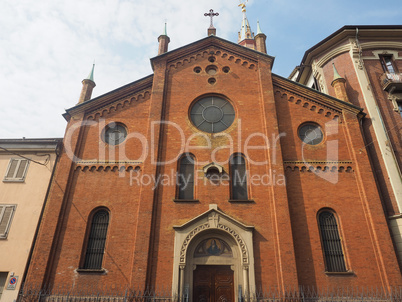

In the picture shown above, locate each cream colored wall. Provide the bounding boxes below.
[0,152,57,302]
[390,218,402,267]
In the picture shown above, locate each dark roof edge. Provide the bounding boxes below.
[299,25,402,65]
[66,74,154,112]
[272,73,364,112]
[0,138,62,151]
[0,138,63,143]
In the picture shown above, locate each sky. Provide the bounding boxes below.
[1,0,401,139]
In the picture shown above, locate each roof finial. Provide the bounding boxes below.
[204,9,219,28]
[331,62,350,103]
[238,0,255,48]
[255,21,267,53]
[78,63,96,104]
[238,0,248,12]
[256,20,263,35]
[204,9,219,36]
[86,62,95,82]
[158,22,170,55]
[332,62,342,80]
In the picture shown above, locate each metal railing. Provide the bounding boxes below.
[17,284,402,302]
[17,285,176,302]
[380,72,402,92]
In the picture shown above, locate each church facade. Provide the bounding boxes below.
[23,13,402,301]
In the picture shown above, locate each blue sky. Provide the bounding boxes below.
[1,0,401,138]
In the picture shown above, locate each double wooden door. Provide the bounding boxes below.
[193,265,234,302]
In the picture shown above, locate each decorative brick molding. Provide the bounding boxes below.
[86,90,151,120]
[284,161,354,173]
[75,161,142,172]
[274,89,342,121]
[167,48,257,71]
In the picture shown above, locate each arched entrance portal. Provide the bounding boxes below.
[191,235,236,302]
[172,205,255,302]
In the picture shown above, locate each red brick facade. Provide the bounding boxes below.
[24,33,402,297]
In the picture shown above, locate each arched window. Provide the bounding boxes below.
[230,155,248,200]
[177,154,195,200]
[82,209,109,269]
[318,211,347,272]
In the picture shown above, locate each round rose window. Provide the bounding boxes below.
[190,96,235,133]
[103,122,127,145]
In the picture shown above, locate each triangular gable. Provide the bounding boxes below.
[272,73,365,119]
[173,204,254,232]
[63,74,153,120]
[151,35,275,71]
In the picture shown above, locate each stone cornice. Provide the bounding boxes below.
[296,26,402,82]
[0,138,62,152]
[300,26,402,66]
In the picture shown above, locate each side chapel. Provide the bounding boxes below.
[24,5,402,301]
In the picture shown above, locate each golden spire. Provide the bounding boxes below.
[238,0,254,46]
[238,0,247,12]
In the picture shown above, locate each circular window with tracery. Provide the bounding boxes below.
[298,123,324,145]
[190,96,235,133]
[103,122,127,145]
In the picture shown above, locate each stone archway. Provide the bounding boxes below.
[172,205,255,302]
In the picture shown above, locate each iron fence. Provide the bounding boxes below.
[17,284,402,302]
[17,285,176,302]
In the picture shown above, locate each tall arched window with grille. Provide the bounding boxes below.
[82,209,109,269]
[177,154,195,200]
[230,155,248,200]
[318,210,347,272]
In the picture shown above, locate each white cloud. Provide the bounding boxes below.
[0,0,243,138]
[1,0,401,138]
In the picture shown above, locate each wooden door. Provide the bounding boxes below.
[193,265,234,302]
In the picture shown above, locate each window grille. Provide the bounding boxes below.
[230,155,248,200]
[0,205,16,239]
[4,159,29,182]
[178,155,194,199]
[318,211,347,272]
[83,210,109,269]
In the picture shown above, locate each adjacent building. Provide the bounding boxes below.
[291,25,402,266]
[0,138,61,302]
